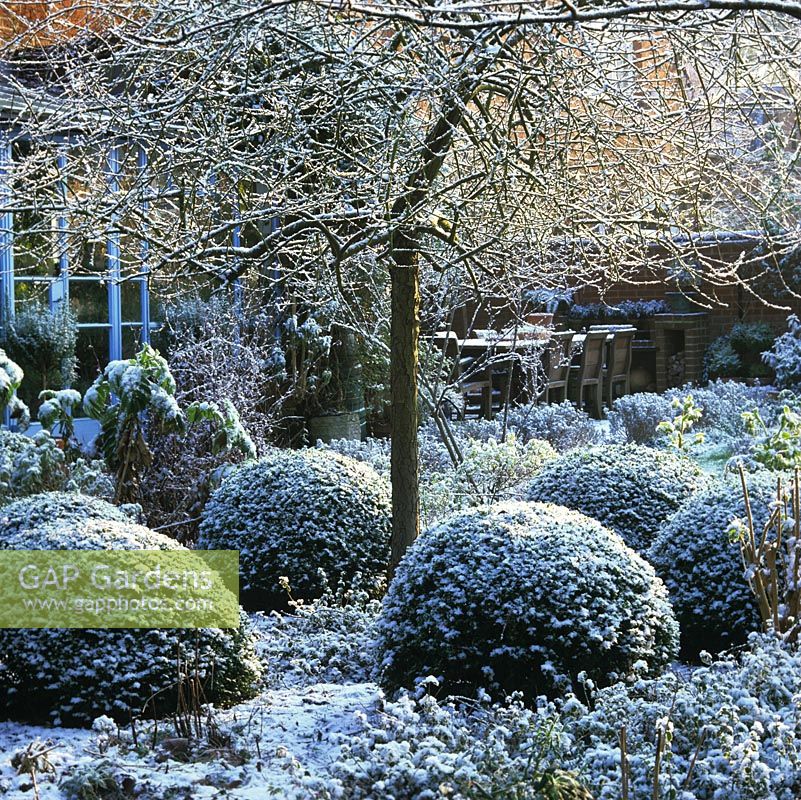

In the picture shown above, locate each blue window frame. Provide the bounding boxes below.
[0,138,157,426]
[0,141,155,356]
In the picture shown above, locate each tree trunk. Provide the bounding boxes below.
[389,227,421,575]
[384,44,499,573]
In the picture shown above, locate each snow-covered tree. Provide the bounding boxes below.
[3,0,801,564]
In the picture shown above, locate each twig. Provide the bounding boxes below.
[682,727,706,791]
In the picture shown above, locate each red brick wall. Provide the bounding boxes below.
[571,239,800,341]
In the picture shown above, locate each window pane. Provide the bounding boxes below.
[11,140,59,279]
[13,278,50,310]
[121,279,142,322]
[75,239,107,273]
[122,326,144,358]
[73,327,109,397]
[69,280,108,323]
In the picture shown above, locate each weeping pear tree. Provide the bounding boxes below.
[3,1,801,568]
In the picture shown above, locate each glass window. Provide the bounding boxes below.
[76,239,106,273]
[122,325,144,358]
[69,278,108,323]
[0,142,173,425]
[13,278,49,310]
[121,278,142,322]
[11,140,59,280]
[73,326,109,396]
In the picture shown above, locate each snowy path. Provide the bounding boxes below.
[0,682,380,798]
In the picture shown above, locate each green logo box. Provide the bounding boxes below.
[0,550,240,629]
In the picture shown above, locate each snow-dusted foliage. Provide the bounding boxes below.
[0,305,77,399]
[322,436,392,476]
[704,334,743,381]
[83,344,183,431]
[609,382,780,450]
[502,401,601,451]
[763,315,801,389]
[198,448,391,606]
[1,614,261,726]
[0,429,31,463]
[0,491,133,538]
[420,435,557,522]
[0,348,23,410]
[0,512,261,725]
[37,387,83,446]
[37,388,83,427]
[252,588,381,689]
[325,427,555,526]
[0,348,29,428]
[313,637,801,800]
[83,344,186,503]
[648,474,775,657]
[312,688,576,800]
[526,444,707,552]
[324,422,466,478]
[437,403,600,453]
[375,502,678,700]
[159,293,285,447]
[608,393,673,444]
[567,299,670,319]
[565,635,801,800]
[677,380,781,439]
[0,429,67,503]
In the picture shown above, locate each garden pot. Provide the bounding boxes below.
[307,411,363,444]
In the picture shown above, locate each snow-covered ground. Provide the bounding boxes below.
[0,682,380,798]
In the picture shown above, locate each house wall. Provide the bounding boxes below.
[570,238,801,341]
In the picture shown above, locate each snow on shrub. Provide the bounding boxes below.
[609,382,786,450]
[608,393,672,444]
[439,402,600,452]
[763,314,801,389]
[252,586,381,689]
[565,634,801,800]
[325,427,555,527]
[321,436,392,476]
[0,431,114,506]
[0,491,133,538]
[648,473,775,657]
[684,380,778,434]
[526,444,707,552]
[0,430,68,504]
[419,434,557,525]
[0,429,30,459]
[311,688,575,800]
[314,636,801,800]
[375,502,679,700]
[504,400,601,451]
[198,447,391,607]
[0,505,261,725]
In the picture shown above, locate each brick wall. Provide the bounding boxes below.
[571,239,800,341]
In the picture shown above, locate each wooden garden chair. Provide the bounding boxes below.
[539,331,574,404]
[569,330,607,419]
[602,327,636,407]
